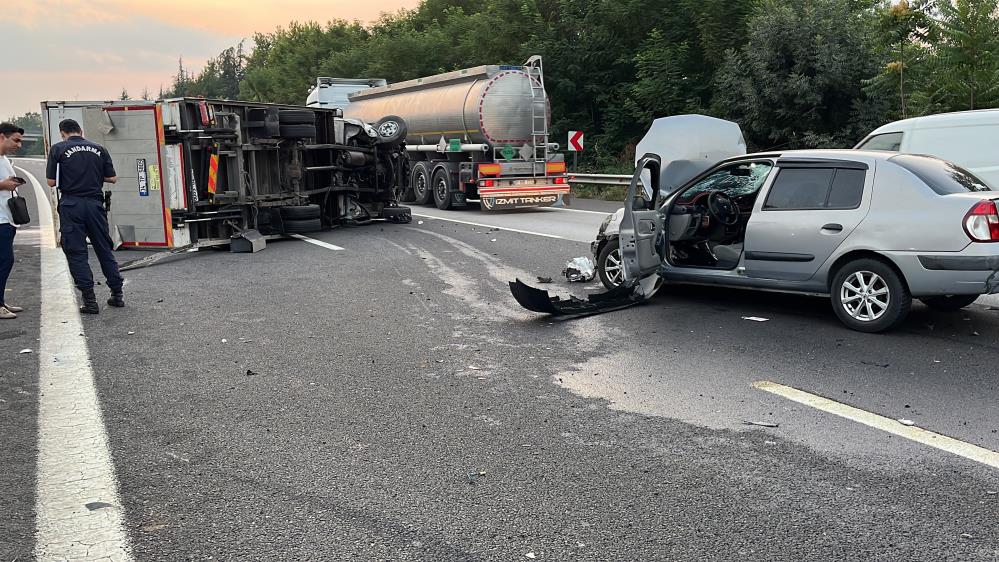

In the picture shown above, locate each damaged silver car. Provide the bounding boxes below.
[517,116,999,333]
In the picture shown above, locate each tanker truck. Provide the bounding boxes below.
[306,56,569,211]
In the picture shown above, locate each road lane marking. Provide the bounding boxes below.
[19,168,134,560]
[753,380,999,470]
[412,213,566,240]
[289,233,345,251]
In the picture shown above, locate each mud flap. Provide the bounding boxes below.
[508,278,649,318]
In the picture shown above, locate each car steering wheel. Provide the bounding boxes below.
[707,191,740,226]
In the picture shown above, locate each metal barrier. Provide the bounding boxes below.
[568,173,631,186]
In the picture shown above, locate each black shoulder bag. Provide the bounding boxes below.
[7,187,31,225]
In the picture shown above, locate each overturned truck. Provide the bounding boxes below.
[41,98,411,252]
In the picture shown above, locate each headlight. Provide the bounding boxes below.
[599,213,613,234]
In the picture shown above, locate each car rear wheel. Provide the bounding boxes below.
[831,258,911,333]
[598,238,624,290]
[919,295,979,311]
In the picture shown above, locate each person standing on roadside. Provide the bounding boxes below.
[0,123,25,320]
[46,119,125,314]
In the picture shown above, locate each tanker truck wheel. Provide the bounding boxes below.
[432,168,454,210]
[410,162,432,205]
[375,115,407,145]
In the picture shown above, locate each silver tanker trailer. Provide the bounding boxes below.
[307,56,569,211]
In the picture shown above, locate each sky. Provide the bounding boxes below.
[4,0,420,119]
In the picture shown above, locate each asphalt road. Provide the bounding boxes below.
[3,158,999,560]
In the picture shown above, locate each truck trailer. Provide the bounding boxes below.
[306,56,569,211]
[41,98,411,252]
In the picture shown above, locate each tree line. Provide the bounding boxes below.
[110,0,999,169]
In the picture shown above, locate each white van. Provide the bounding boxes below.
[854,109,999,187]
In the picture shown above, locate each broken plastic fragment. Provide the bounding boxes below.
[85,501,115,511]
[898,418,915,426]
[18,349,32,354]
[743,420,779,428]
[563,256,595,282]
[742,316,769,322]
[536,276,553,284]
[525,553,536,559]
[509,279,644,318]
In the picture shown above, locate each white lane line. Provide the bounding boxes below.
[545,206,616,215]
[412,213,566,240]
[289,233,345,251]
[21,168,133,560]
[753,380,999,470]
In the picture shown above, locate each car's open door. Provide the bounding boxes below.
[619,154,666,298]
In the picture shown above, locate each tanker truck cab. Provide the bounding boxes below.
[309,56,570,211]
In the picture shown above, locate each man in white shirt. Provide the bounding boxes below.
[0,122,25,319]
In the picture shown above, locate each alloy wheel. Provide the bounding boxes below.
[840,270,890,322]
[604,247,624,286]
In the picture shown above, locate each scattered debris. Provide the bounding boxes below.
[898,418,915,426]
[467,470,488,484]
[245,369,259,376]
[986,490,997,496]
[491,238,497,242]
[525,553,536,559]
[417,220,424,225]
[961,533,974,539]
[127,331,135,335]
[221,339,228,343]
[563,256,596,282]
[741,316,769,322]
[18,348,32,354]
[861,360,890,368]
[536,276,553,284]
[468,365,482,370]
[85,501,115,511]
[743,420,779,428]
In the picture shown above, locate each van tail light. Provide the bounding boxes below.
[480,179,495,187]
[553,176,567,184]
[963,200,999,242]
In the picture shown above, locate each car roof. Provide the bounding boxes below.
[734,149,896,162]
[866,108,999,135]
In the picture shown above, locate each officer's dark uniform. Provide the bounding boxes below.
[45,135,124,300]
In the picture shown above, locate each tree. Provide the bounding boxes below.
[6,112,44,155]
[867,0,936,118]
[929,0,999,110]
[119,88,130,100]
[712,0,886,150]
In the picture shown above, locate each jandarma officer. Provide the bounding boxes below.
[46,119,125,314]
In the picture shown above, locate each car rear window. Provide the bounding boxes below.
[889,154,992,195]
[856,132,903,151]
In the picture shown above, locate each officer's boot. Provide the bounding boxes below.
[80,289,100,315]
[107,289,125,308]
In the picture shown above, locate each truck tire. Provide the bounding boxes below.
[410,162,432,205]
[279,124,317,139]
[283,218,322,233]
[375,115,407,145]
[278,110,316,125]
[382,206,412,224]
[432,167,454,210]
[279,204,321,220]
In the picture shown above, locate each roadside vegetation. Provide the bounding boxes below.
[10,0,998,193]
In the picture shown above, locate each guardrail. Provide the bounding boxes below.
[567,173,631,186]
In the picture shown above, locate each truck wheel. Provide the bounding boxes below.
[279,204,321,220]
[831,258,911,333]
[375,115,407,145]
[411,162,432,205]
[283,218,322,233]
[279,124,317,139]
[278,110,316,125]
[432,168,454,210]
[919,295,979,311]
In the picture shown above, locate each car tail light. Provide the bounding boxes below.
[480,179,495,187]
[554,176,567,184]
[963,200,999,242]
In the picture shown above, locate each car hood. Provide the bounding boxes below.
[635,115,747,193]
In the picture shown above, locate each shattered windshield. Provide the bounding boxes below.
[678,161,774,202]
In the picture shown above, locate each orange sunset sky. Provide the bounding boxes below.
[5,0,421,118]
